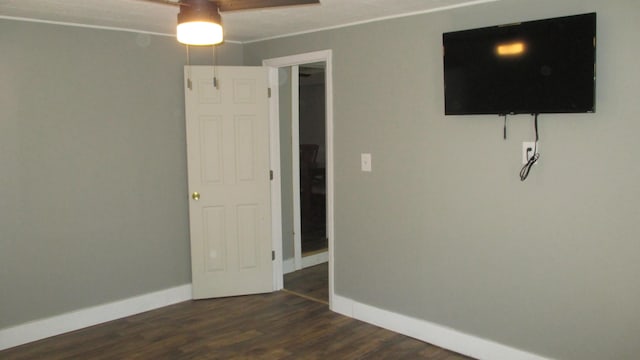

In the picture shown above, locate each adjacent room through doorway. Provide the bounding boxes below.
[298,63,327,259]
[277,61,328,304]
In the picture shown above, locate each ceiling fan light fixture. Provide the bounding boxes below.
[177,21,223,45]
[177,1,224,46]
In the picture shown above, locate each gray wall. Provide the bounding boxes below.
[0,19,243,328]
[244,0,640,359]
[278,67,295,260]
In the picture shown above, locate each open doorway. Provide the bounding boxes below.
[264,51,333,306]
[280,64,327,303]
[298,63,327,260]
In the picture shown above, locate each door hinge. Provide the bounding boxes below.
[270,170,274,180]
[187,78,193,90]
[272,250,275,261]
[268,87,271,98]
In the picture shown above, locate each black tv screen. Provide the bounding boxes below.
[443,13,596,115]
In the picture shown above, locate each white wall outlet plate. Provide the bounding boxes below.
[361,153,372,172]
[522,142,538,164]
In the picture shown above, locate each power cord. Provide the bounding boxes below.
[503,114,507,140]
[519,113,540,181]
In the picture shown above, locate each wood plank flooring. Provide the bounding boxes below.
[1,291,474,359]
[284,262,329,304]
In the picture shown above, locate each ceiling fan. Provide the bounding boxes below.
[143,0,320,45]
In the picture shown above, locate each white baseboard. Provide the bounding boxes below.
[0,284,192,351]
[302,251,328,268]
[1,285,547,359]
[283,252,328,275]
[283,257,296,274]
[331,294,549,360]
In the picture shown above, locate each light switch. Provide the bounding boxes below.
[361,153,372,172]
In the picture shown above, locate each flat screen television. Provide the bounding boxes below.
[443,13,596,115]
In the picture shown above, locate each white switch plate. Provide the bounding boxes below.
[361,153,372,172]
[522,142,538,164]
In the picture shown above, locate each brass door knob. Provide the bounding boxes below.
[192,192,200,200]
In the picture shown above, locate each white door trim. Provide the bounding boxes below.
[267,65,283,291]
[290,65,302,271]
[263,50,334,307]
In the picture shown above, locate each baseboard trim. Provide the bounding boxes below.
[301,250,328,268]
[331,294,549,360]
[284,252,327,274]
[283,258,296,274]
[0,284,192,351]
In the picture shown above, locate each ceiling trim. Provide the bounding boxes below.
[242,0,500,44]
[0,15,242,44]
[0,0,498,45]
[0,15,173,37]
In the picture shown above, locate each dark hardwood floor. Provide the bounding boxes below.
[284,262,329,304]
[1,291,474,359]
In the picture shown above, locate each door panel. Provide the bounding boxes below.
[203,206,226,272]
[185,66,272,299]
[237,204,259,269]
[201,116,223,184]
[234,115,256,181]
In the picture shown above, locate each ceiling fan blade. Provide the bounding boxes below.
[216,0,319,12]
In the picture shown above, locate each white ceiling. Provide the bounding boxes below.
[0,0,498,43]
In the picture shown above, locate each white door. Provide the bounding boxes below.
[184,66,273,299]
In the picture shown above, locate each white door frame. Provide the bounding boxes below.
[290,65,302,271]
[263,50,334,306]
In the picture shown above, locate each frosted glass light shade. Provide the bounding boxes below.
[177,21,223,45]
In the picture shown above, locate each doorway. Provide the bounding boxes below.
[264,50,334,307]
[280,63,327,302]
[298,63,327,261]
[288,63,327,303]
